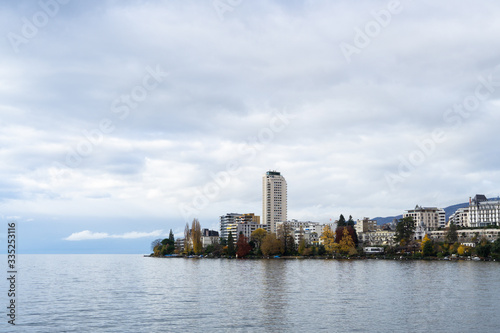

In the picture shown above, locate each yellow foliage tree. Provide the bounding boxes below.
[320,225,338,255]
[339,227,355,255]
[191,219,203,255]
[261,233,283,256]
[421,234,431,250]
[457,245,466,256]
[251,228,268,252]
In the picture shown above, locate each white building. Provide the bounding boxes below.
[275,220,326,245]
[469,194,500,227]
[237,222,268,241]
[430,228,500,243]
[359,230,396,246]
[220,213,241,240]
[355,218,377,234]
[404,205,446,233]
[448,207,469,228]
[220,213,265,242]
[262,170,287,233]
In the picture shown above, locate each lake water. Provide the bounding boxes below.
[2,255,500,332]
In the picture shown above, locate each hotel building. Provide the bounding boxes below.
[262,170,287,233]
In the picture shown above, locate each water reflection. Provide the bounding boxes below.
[13,255,500,332]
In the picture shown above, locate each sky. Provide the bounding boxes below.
[1,0,500,254]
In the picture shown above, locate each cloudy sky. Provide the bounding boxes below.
[1,0,500,253]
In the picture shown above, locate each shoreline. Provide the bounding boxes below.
[145,254,497,262]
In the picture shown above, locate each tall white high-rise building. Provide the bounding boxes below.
[262,170,287,233]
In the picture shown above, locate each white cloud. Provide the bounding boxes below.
[64,230,163,241]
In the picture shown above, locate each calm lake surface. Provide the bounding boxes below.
[3,255,500,332]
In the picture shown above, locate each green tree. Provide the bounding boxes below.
[422,238,434,257]
[394,216,416,245]
[445,222,458,243]
[317,244,326,255]
[475,238,491,258]
[347,215,355,227]
[261,233,283,256]
[492,237,500,255]
[337,214,346,227]
[227,232,236,256]
[168,229,175,243]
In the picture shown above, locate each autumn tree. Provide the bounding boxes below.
[457,245,471,256]
[394,216,416,245]
[236,232,252,258]
[338,227,355,255]
[251,228,267,254]
[320,225,338,255]
[335,225,358,246]
[261,233,283,256]
[191,219,203,255]
[298,238,307,255]
[421,234,431,250]
[227,232,236,256]
[184,223,192,254]
[151,238,162,252]
[277,222,295,255]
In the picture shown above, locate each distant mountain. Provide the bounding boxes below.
[373,201,470,225]
[372,215,402,225]
[443,202,469,220]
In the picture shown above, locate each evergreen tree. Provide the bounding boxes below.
[347,215,355,227]
[445,222,458,243]
[423,239,434,257]
[394,216,416,245]
[169,229,175,243]
[337,214,346,227]
[227,232,236,256]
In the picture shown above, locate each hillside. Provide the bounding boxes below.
[373,201,470,225]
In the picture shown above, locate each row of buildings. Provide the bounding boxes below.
[218,170,500,247]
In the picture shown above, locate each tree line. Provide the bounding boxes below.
[150,216,500,260]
